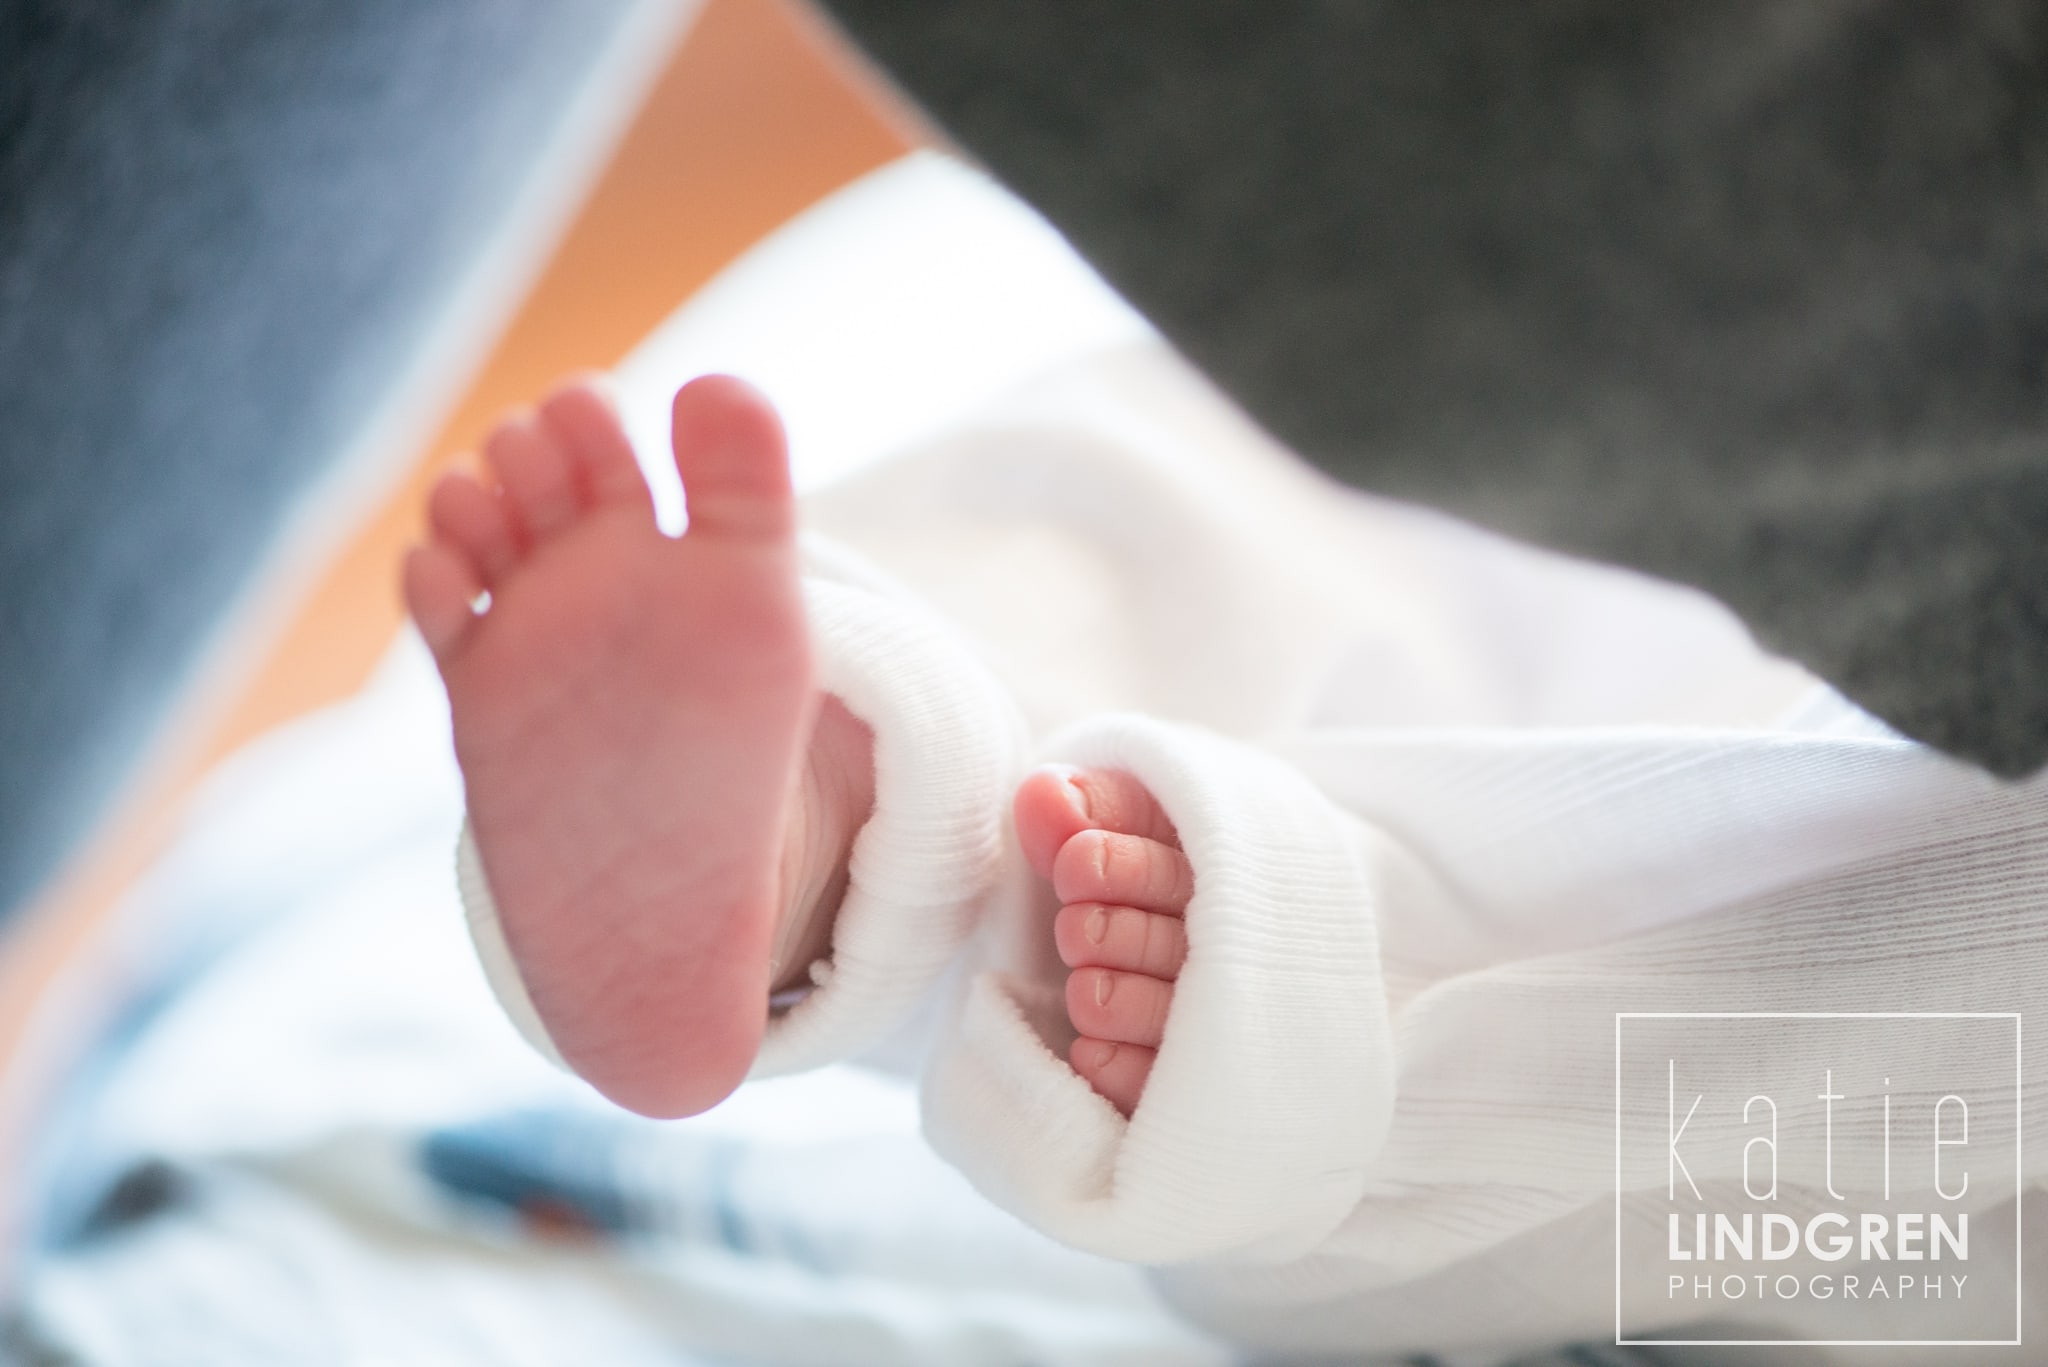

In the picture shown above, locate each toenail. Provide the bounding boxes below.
[1093,971,1114,1007]
[1083,905,1108,945]
[1052,765,1090,819]
[1080,1039,1117,1070]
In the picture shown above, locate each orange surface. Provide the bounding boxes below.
[0,0,914,1219]
[222,0,915,759]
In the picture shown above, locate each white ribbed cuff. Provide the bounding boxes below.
[751,568,1028,1076]
[921,714,1395,1264]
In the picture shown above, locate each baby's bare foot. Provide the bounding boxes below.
[403,375,819,1119]
[1015,767,1193,1116]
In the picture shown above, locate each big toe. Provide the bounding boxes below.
[1014,767,1091,878]
[671,375,795,539]
[1015,765,1181,878]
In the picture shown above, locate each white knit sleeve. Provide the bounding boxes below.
[457,538,1028,1080]
[921,713,1398,1265]
[920,706,2048,1295]
[750,555,1027,1076]
[1129,724,2048,1356]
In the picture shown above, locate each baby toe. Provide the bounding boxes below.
[427,470,517,584]
[538,378,653,513]
[1066,966,1174,1048]
[1062,768,1181,848]
[1054,902,1187,980]
[1053,829,1195,914]
[1012,767,1090,879]
[486,413,581,544]
[1070,1037,1155,1118]
[1014,764,1183,880]
[403,543,483,663]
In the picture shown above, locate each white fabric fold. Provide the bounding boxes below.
[752,554,1028,1076]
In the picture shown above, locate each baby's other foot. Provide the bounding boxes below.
[1014,767,1193,1117]
[403,375,814,1119]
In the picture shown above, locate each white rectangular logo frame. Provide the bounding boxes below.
[1613,1011,2022,1349]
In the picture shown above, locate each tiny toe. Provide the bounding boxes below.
[1015,765,1181,880]
[486,414,580,543]
[1053,829,1195,914]
[1055,902,1188,979]
[403,543,483,662]
[1014,767,1090,879]
[538,378,654,513]
[1070,1037,1156,1117]
[670,374,795,539]
[1066,768,1182,848]
[1066,967,1174,1048]
[427,471,517,584]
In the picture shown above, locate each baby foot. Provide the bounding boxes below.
[403,375,823,1119]
[1014,767,1193,1117]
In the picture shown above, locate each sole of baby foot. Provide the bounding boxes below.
[1013,766,1193,1117]
[404,374,813,1119]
